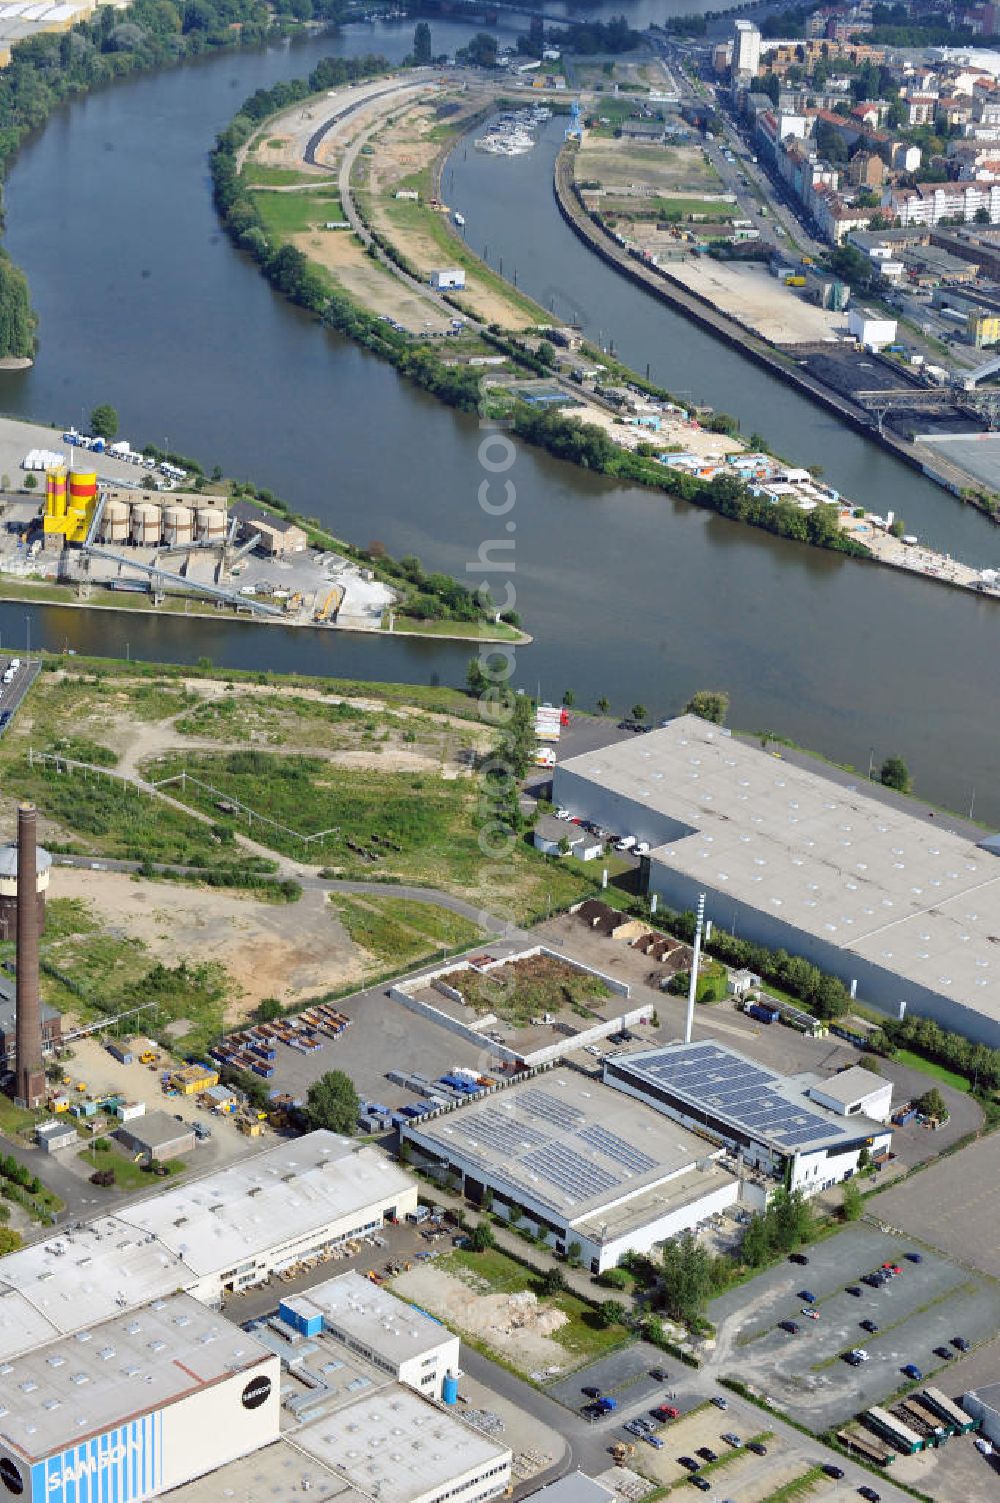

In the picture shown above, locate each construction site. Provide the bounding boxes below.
[3,471,396,631]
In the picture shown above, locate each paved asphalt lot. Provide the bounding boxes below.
[707,1224,1000,1432]
[871,1135,1000,1279]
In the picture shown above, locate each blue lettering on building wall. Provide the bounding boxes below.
[31,1413,162,1503]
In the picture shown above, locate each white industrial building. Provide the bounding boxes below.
[962,1383,1000,1444]
[554,715,1000,1047]
[0,1294,280,1503]
[293,1386,510,1503]
[117,1131,417,1302]
[0,1134,417,1363]
[605,1042,892,1194]
[277,1271,460,1401]
[400,1067,739,1273]
[848,307,898,349]
[807,1065,893,1123]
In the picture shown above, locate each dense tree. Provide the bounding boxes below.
[0,256,35,360]
[468,1219,495,1252]
[915,1086,947,1120]
[412,20,431,63]
[597,1299,627,1328]
[631,703,647,723]
[684,690,729,725]
[880,755,911,793]
[90,404,119,440]
[305,1069,359,1134]
[660,1230,722,1326]
[459,31,498,67]
[596,697,610,716]
[841,1179,863,1221]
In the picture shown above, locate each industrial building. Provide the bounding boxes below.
[229,500,308,555]
[604,1041,892,1194]
[0,985,61,1073]
[0,1293,280,1503]
[114,1110,197,1163]
[0,1133,418,1361]
[277,1271,460,1401]
[400,1067,739,1273]
[962,1384,1000,1444]
[116,1131,417,1302]
[553,715,1000,1047]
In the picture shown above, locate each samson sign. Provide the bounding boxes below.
[30,1414,162,1503]
[241,1374,271,1412]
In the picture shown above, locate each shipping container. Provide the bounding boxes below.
[746,1002,780,1024]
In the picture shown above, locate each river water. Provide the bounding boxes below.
[0,19,998,820]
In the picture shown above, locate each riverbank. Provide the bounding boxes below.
[212,73,1000,606]
[552,140,1000,519]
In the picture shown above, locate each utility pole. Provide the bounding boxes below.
[684,893,706,1046]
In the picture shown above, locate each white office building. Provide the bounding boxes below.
[732,19,761,77]
[277,1271,460,1401]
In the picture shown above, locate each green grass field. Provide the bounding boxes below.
[78,1141,186,1191]
[894,1049,969,1092]
[331,894,483,970]
[136,748,593,921]
[242,163,324,187]
[251,187,345,237]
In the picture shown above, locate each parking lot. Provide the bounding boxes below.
[871,1135,1000,1278]
[707,1225,1000,1432]
[547,1343,927,1502]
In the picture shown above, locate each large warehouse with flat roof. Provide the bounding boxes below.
[399,1068,739,1272]
[554,715,1000,1046]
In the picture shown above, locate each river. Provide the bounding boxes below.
[0,18,998,822]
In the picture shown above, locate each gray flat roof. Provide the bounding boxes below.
[282,1272,453,1367]
[607,1041,886,1156]
[810,1065,887,1106]
[293,1385,510,1503]
[117,1109,193,1150]
[557,716,1000,1026]
[0,1294,271,1463]
[157,1441,360,1503]
[402,1068,720,1225]
[118,1133,414,1278]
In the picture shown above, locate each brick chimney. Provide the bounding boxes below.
[14,803,44,1109]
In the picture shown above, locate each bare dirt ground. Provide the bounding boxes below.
[48,868,362,1016]
[577,137,720,194]
[290,227,453,332]
[665,259,850,345]
[391,1263,572,1373]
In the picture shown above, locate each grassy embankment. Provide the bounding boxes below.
[78,1140,186,1191]
[331,894,484,971]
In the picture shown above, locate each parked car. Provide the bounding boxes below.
[711,1396,729,1410]
[721,1432,742,1448]
[902,1364,923,1381]
[802,1308,820,1320]
[860,1320,879,1334]
[678,1456,699,1472]
[846,1285,863,1297]
[934,1346,954,1361]
[904,1251,923,1264]
[650,1367,668,1381]
[688,1480,711,1493]
[653,1405,680,1421]
[625,1421,644,1438]
[696,1448,718,1464]
[823,1464,845,1480]
[779,1320,800,1334]
[789,1253,809,1265]
[582,1386,602,1398]
[858,1488,881,1503]
[952,1336,970,1352]
[844,1352,864,1367]
[644,1433,664,1449]
[747,1441,768,1456]
[799,1290,817,1303]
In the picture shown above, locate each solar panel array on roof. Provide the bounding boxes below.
[622,1043,845,1150]
[435,1084,677,1216]
[465,1109,548,1158]
[518,1089,585,1132]
[577,1123,658,1174]
[523,1144,620,1202]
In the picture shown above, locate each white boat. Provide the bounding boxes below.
[453,211,465,227]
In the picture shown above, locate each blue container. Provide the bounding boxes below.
[442,1373,459,1405]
